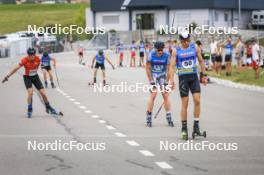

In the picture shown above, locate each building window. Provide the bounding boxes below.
[253,15,258,19]
[102,15,119,24]
[224,13,229,22]
[214,11,219,22]
[260,15,264,19]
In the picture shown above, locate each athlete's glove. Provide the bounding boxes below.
[200,72,208,85]
[2,75,9,83]
[149,80,157,92]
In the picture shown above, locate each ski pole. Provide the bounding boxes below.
[54,67,61,88]
[154,101,164,119]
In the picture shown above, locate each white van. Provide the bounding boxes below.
[251,10,264,29]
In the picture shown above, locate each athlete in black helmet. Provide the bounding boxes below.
[146,41,174,127]
[2,48,62,118]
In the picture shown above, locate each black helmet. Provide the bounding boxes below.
[27,48,36,55]
[98,49,103,55]
[43,51,49,57]
[179,31,190,40]
[154,41,165,50]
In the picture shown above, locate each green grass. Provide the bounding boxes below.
[0,4,89,35]
[207,66,264,87]
[260,38,264,47]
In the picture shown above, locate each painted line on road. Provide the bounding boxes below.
[74,102,81,105]
[105,125,116,130]
[155,162,173,169]
[79,106,87,109]
[69,98,75,101]
[85,110,92,114]
[115,132,127,137]
[91,115,100,119]
[98,120,106,124]
[139,150,155,157]
[126,140,140,146]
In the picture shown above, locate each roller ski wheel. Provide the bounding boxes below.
[181,127,188,140]
[146,116,152,127]
[46,107,63,117]
[182,131,188,140]
[88,82,95,86]
[192,131,206,139]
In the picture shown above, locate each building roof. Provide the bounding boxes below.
[91,0,125,11]
[91,0,264,12]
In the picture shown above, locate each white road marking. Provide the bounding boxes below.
[139,150,155,157]
[85,110,92,114]
[115,132,127,137]
[69,98,75,101]
[91,115,99,119]
[74,102,81,105]
[126,140,140,146]
[155,162,173,169]
[98,120,106,124]
[105,125,116,130]
[65,96,71,98]
[79,106,86,109]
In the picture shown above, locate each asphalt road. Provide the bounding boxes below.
[0,51,264,175]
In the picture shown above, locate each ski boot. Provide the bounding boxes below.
[192,122,206,139]
[146,112,152,127]
[45,103,63,116]
[45,81,48,88]
[27,104,33,118]
[103,80,107,86]
[166,113,174,127]
[51,82,56,88]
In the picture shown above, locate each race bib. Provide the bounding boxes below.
[153,65,164,72]
[226,48,232,55]
[182,60,194,69]
[29,69,38,76]
[42,62,49,66]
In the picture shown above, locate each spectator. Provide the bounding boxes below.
[210,38,217,71]
[234,36,244,72]
[251,38,261,79]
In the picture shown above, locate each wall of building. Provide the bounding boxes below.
[169,9,210,27]
[94,11,129,31]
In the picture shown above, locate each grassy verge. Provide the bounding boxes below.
[0,3,88,35]
[207,66,264,87]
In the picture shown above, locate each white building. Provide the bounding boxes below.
[87,0,264,31]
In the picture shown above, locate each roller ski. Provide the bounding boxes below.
[192,122,206,139]
[46,104,63,117]
[27,104,33,118]
[166,113,174,127]
[44,81,48,88]
[51,82,56,88]
[146,112,152,127]
[181,127,188,140]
